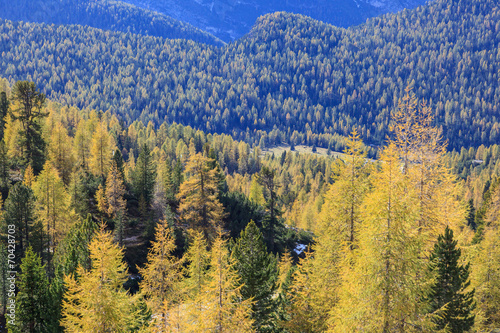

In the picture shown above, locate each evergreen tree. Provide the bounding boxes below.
[2,183,39,256]
[0,91,9,141]
[427,226,475,332]
[132,144,156,217]
[68,168,93,219]
[10,81,47,174]
[0,243,8,315]
[10,247,52,333]
[53,214,96,277]
[172,159,184,195]
[257,166,285,253]
[112,149,125,182]
[73,120,91,170]
[232,221,278,332]
[466,199,476,230]
[0,140,9,191]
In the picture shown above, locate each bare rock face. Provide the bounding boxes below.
[120,0,429,41]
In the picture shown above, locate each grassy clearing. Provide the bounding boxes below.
[261,144,345,158]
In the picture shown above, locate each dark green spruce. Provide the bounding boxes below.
[428,226,476,332]
[10,81,48,174]
[10,247,55,333]
[233,221,279,332]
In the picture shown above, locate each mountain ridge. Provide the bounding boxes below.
[0,0,498,151]
[0,0,224,46]
[119,0,429,41]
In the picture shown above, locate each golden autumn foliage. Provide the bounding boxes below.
[89,121,115,178]
[330,144,434,332]
[177,153,226,239]
[187,230,254,332]
[139,220,185,332]
[33,161,74,253]
[61,223,139,332]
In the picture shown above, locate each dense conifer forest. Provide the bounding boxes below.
[0,0,499,151]
[0,0,500,331]
[0,0,224,46]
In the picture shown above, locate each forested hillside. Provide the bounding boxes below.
[0,0,224,46]
[2,80,499,331]
[0,0,499,151]
[119,0,427,42]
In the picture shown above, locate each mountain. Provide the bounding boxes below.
[0,0,224,46]
[119,0,429,41]
[0,0,499,151]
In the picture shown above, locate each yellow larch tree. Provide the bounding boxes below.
[391,86,467,244]
[189,230,253,332]
[183,229,209,325]
[95,183,108,216]
[177,153,226,240]
[330,144,433,332]
[470,186,500,330]
[89,121,115,178]
[3,112,23,163]
[105,161,126,218]
[48,120,75,185]
[248,174,266,206]
[286,130,369,332]
[61,223,139,332]
[105,161,127,245]
[33,161,74,259]
[139,219,185,332]
[23,164,36,188]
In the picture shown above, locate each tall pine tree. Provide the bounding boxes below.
[10,247,53,333]
[232,221,278,332]
[10,81,47,173]
[427,226,475,332]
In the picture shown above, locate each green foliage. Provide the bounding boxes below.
[132,144,156,217]
[258,166,286,253]
[232,221,279,332]
[10,81,47,173]
[53,214,96,277]
[2,183,40,256]
[10,247,54,333]
[428,226,476,332]
[0,0,223,46]
[0,91,9,140]
[220,191,265,239]
[1,0,500,151]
